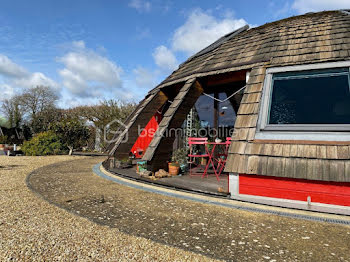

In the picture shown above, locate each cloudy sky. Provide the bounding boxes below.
[0,0,348,108]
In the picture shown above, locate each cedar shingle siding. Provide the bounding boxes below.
[222,11,350,182]
[224,65,350,182]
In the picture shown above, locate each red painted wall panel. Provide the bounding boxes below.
[239,174,350,207]
[130,112,162,158]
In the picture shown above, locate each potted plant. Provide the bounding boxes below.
[171,148,189,174]
[168,161,180,176]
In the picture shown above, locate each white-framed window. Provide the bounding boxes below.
[256,61,350,141]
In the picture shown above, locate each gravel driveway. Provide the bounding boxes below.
[21,156,350,261]
[0,156,212,261]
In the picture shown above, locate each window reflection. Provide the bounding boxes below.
[195,93,237,128]
[269,68,350,125]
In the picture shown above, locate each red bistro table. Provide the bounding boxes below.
[205,141,230,181]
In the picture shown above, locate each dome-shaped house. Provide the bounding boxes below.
[108,10,350,214]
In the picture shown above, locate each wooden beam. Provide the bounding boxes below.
[108,90,168,159]
[142,78,204,171]
[203,70,247,88]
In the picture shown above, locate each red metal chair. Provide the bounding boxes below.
[215,137,232,176]
[188,137,209,177]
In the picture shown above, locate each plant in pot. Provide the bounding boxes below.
[170,147,188,175]
[168,161,180,176]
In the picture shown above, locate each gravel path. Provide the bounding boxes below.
[24,157,350,261]
[0,156,212,261]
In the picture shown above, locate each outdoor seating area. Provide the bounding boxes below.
[188,137,231,181]
[106,136,232,195]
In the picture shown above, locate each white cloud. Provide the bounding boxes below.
[0,54,58,98]
[133,66,156,88]
[292,0,350,14]
[0,84,15,100]
[58,68,86,96]
[150,8,248,74]
[129,0,151,12]
[171,9,247,55]
[152,45,178,72]
[13,72,58,90]
[59,52,122,86]
[151,9,248,74]
[58,41,123,97]
[0,54,28,78]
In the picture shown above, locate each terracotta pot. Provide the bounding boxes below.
[168,163,180,176]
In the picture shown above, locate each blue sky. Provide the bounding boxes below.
[0,0,349,108]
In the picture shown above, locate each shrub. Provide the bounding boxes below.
[0,135,8,144]
[22,131,65,156]
[49,118,90,155]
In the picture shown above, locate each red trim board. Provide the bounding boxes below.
[239,174,350,207]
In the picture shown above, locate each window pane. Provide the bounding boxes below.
[269,69,350,125]
[195,93,236,128]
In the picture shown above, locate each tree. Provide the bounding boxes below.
[18,86,58,119]
[1,98,23,128]
[72,99,136,129]
[9,85,59,135]
[30,107,65,134]
[70,99,136,151]
[49,117,90,155]
[0,118,7,128]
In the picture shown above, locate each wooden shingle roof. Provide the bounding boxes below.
[154,10,350,90]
